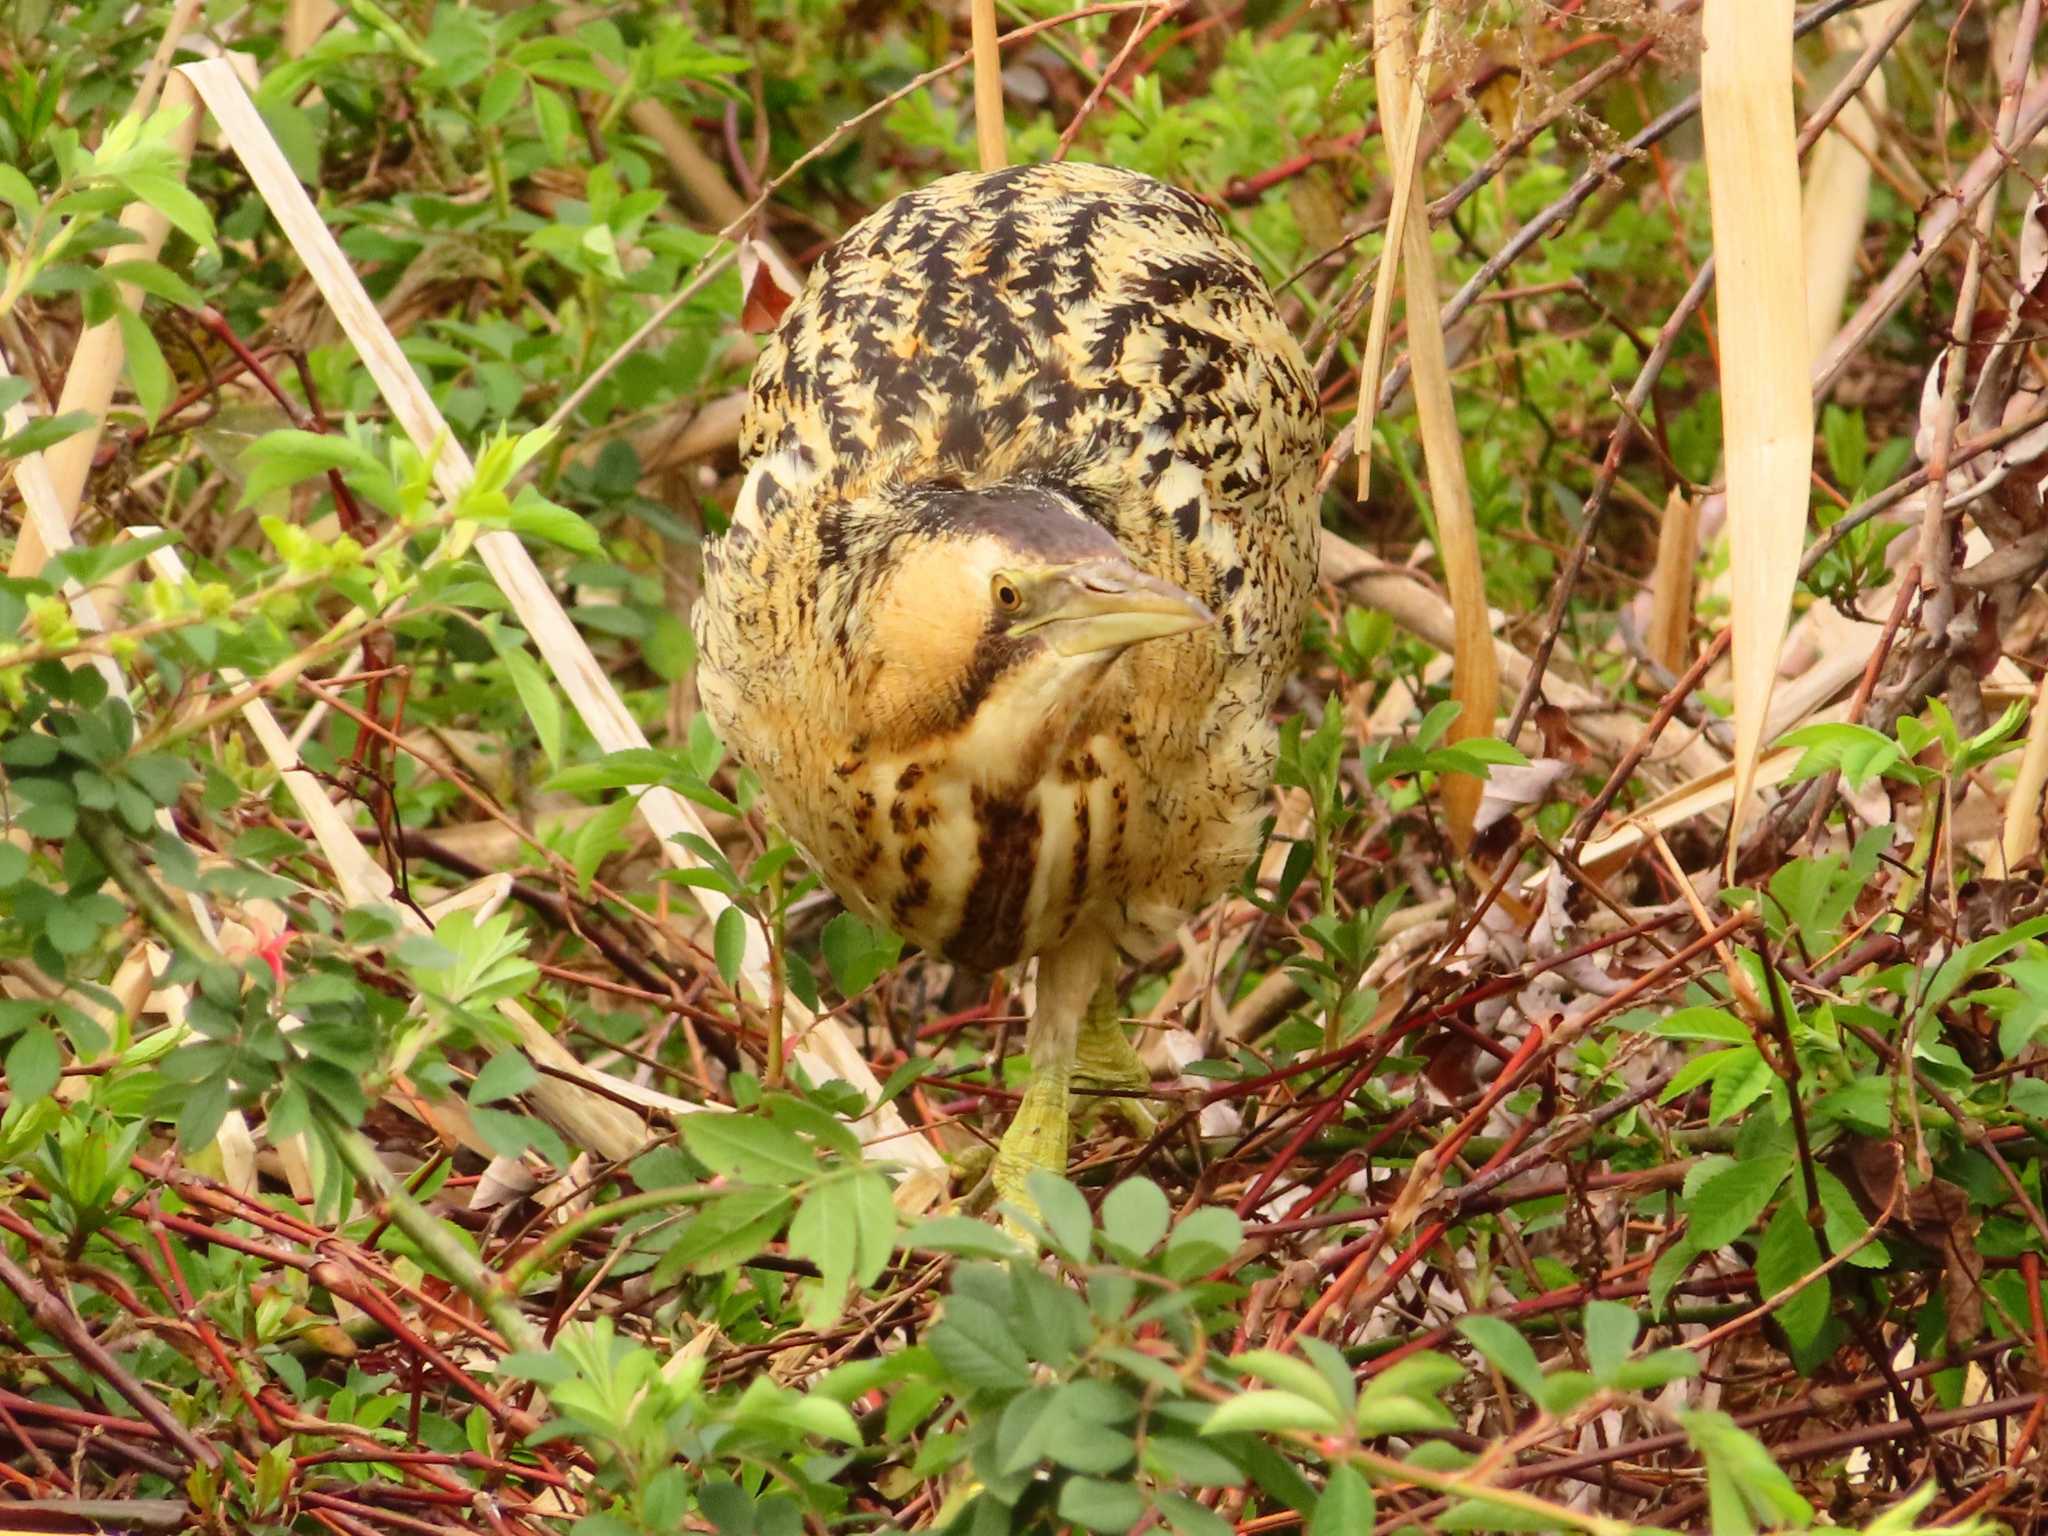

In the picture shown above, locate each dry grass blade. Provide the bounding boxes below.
[174,59,945,1183]
[1701,0,1812,874]
[1371,4,1497,849]
[971,0,1007,172]
[1802,3,1895,358]
[2003,671,2048,873]
[1648,487,1700,675]
[1355,0,1440,501]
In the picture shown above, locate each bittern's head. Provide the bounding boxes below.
[856,483,1213,755]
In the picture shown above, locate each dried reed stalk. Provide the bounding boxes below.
[1648,487,1700,675]
[1371,2,1497,849]
[1355,1,1440,501]
[1701,0,1811,872]
[970,0,1007,172]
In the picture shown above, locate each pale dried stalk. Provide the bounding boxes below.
[971,0,1007,172]
[1561,746,1807,879]
[1355,0,1440,501]
[1371,6,1497,849]
[1702,0,1812,872]
[283,0,339,56]
[2001,672,2048,873]
[176,60,946,1186]
[1803,2,1897,359]
[1648,487,1700,675]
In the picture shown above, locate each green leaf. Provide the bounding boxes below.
[790,1179,858,1327]
[652,1187,791,1281]
[1647,1241,1698,1318]
[820,910,902,997]
[1439,1495,1559,1531]
[1816,1167,1888,1267]
[1230,1350,1342,1417]
[1199,1389,1339,1437]
[901,1216,1025,1259]
[1310,1466,1375,1536]
[1040,1381,1136,1473]
[1582,1300,1640,1384]
[468,1050,535,1107]
[1100,1177,1170,1257]
[0,410,94,459]
[115,170,216,249]
[1025,1170,1093,1262]
[713,905,747,986]
[929,1294,1032,1392]
[1686,1155,1793,1249]
[1755,1199,1830,1362]
[496,643,564,771]
[1456,1315,1547,1404]
[678,1114,816,1184]
[747,1386,862,1446]
[996,1386,1060,1474]
[1161,1205,1241,1278]
[6,1024,61,1104]
[507,492,600,554]
[115,308,172,423]
[1681,1409,1813,1533]
[102,259,206,309]
[846,1170,896,1290]
[1055,1477,1144,1534]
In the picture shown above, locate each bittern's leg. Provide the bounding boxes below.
[1073,976,1156,1139]
[992,932,1113,1217]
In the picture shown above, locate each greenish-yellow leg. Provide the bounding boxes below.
[1073,978,1156,1140]
[992,938,1154,1221]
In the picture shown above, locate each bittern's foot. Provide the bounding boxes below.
[1073,999,1156,1141]
[991,1059,1072,1226]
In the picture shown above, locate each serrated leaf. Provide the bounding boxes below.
[1230,1350,1341,1417]
[1310,1466,1375,1536]
[714,905,746,986]
[929,1295,1032,1391]
[1456,1315,1547,1403]
[1755,1199,1830,1362]
[1199,1390,1339,1437]
[115,307,171,423]
[651,1187,791,1282]
[1686,1155,1792,1249]
[900,1216,1025,1258]
[1582,1300,1640,1383]
[679,1114,816,1184]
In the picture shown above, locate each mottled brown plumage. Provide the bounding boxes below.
[694,162,1322,1205]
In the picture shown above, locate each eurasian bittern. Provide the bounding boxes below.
[695,163,1321,1210]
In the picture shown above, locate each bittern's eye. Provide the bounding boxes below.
[992,576,1023,613]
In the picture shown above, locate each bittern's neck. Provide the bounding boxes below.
[943,653,1118,791]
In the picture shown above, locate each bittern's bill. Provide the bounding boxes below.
[695,163,1322,1211]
